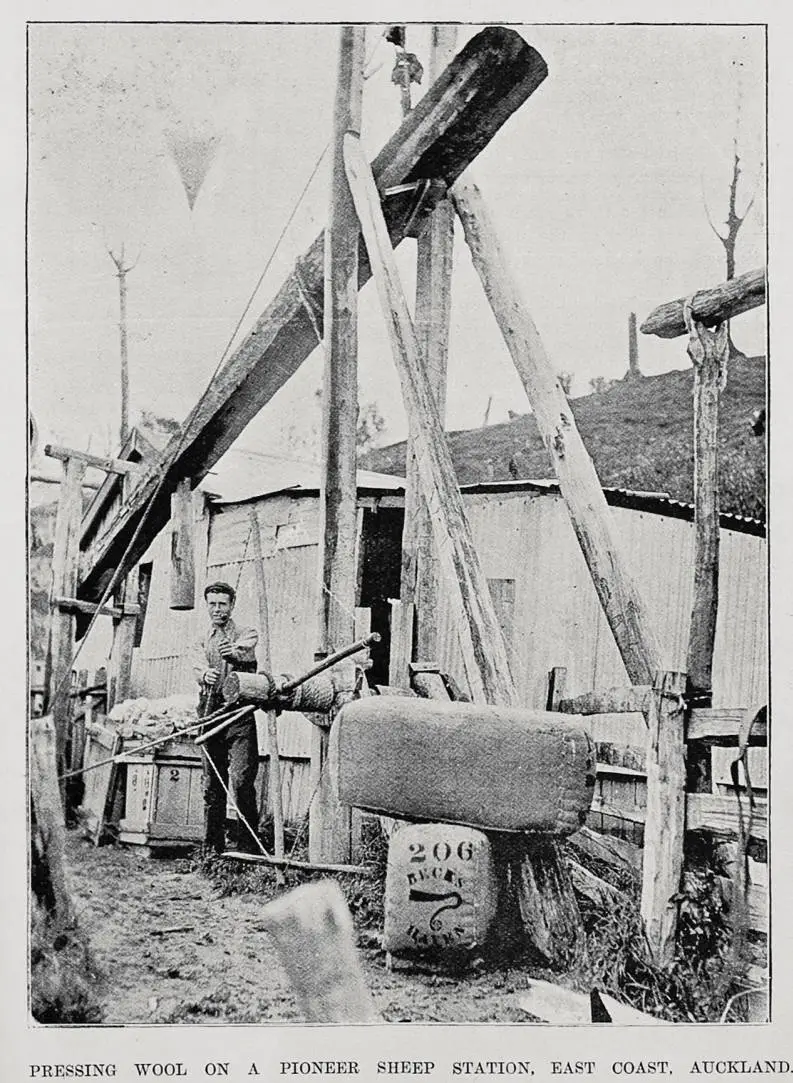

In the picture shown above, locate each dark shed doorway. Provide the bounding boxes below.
[357,506,404,686]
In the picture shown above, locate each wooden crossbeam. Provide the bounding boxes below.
[640,268,765,339]
[53,596,139,620]
[45,443,144,476]
[77,28,548,601]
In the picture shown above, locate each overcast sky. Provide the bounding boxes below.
[28,21,766,461]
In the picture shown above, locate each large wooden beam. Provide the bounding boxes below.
[344,133,516,706]
[640,268,765,339]
[312,25,365,866]
[452,181,664,688]
[78,28,548,601]
[402,25,458,668]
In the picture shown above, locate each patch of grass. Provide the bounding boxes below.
[569,853,741,1022]
[362,356,767,520]
[31,910,104,1024]
[160,984,300,1024]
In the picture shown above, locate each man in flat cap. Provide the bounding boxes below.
[192,581,260,854]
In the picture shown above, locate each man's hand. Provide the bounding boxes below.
[218,640,235,660]
[203,668,220,687]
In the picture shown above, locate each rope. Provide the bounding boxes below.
[201,737,272,859]
[57,704,249,781]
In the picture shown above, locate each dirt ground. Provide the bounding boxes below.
[64,831,536,1024]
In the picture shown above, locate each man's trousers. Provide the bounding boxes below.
[200,712,259,853]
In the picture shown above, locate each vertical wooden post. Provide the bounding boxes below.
[641,670,687,964]
[45,455,86,777]
[107,566,139,708]
[685,316,727,705]
[170,477,195,610]
[312,25,366,864]
[249,507,286,885]
[402,24,457,666]
[452,182,664,687]
[30,716,75,929]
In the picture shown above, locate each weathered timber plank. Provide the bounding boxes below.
[78,29,548,600]
[687,707,767,744]
[30,716,75,927]
[569,859,630,908]
[453,180,663,688]
[519,980,662,1025]
[107,567,139,708]
[640,268,765,339]
[569,825,642,879]
[589,791,768,845]
[687,794,768,843]
[558,685,651,716]
[54,596,138,620]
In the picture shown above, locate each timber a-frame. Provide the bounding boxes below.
[42,25,768,971]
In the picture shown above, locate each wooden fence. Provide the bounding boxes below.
[549,667,768,988]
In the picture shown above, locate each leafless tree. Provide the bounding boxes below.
[702,60,761,356]
[107,244,141,447]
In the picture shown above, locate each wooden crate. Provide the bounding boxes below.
[117,737,204,851]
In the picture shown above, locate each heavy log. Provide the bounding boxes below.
[78,28,548,601]
[640,268,765,339]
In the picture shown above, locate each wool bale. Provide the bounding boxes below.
[383,823,497,955]
[332,697,594,834]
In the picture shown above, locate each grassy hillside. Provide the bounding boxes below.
[361,356,766,520]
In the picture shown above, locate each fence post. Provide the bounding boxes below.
[641,670,687,964]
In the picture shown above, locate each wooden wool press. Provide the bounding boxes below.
[333,696,595,962]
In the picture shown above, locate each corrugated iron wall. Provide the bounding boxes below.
[132,486,767,827]
[434,491,767,709]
